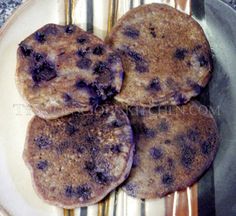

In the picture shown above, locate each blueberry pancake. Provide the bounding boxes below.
[107,4,212,107]
[16,24,124,119]
[122,102,219,199]
[23,105,134,208]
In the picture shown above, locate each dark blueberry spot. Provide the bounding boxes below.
[19,44,32,57]
[93,61,108,74]
[77,35,88,44]
[34,136,52,149]
[94,171,110,184]
[187,129,200,142]
[77,49,87,57]
[89,96,101,107]
[198,55,208,67]
[192,83,203,94]
[132,122,155,138]
[123,26,140,39]
[77,58,92,69]
[90,146,100,155]
[65,25,74,34]
[127,50,143,62]
[111,120,123,128]
[132,154,140,168]
[158,120,169,132]
[103,86,118,99]
[73,144,86,154]
[110,144,122,154]
[65,185,74,197]
[201,141,213,155]
[34,32,46,43]
[65,123,77,136]
[124,183,137,196]
[31,61,57,83]
[135,63,148,73]
[174,48,188,60]
[173,92,186,104]
[149,26,157,38]
[149,78,161,91]
[85,136,97,144]
[84,161,96,171]
[93,45,105,55]
[75,184,91,200]
[56,141,70,154]
[37,160,48,170]
[162,174,174,185]
[150,147,163,160]
[181,145,196,168]
[33,53,43,61]
[75,80,87,89]
[164,139,171,144]
[63,93,72,102]
[175,134,187,145]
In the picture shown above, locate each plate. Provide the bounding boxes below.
[0,0,235,216]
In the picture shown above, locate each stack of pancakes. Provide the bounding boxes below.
[16,4,219,208]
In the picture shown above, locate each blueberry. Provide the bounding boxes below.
[34,136,52,149]
[94,171,110,184]
[155,166,164,173]
[37,160,48,170]
[93,45,105,55]
[111,120,123,128]
[150,147,163,160]
[85,136,97,144]
[123,26,140,39]
[127,50,143,62]
[77,35,88,44]
[65,123,77,135]
[107,53,119,64]
[198,55,208,67]
[73,144,86,154]
[19,44,32,57]
[84,161,96,171]
[33,53,43,61]
[65,25,74,34]
[181,145,196,168]
[31,61,57,83]
[201,141,213,155]
[162,174,174,185]
[65,185,74,197]
[75,184,91,200]
[124,183,137,196]
[90,146,100,155]
[173,92,186,104]
[77,58,92,69]
[34,32,46,43]
[149,26,156,38]
[149,78,161,91]
[75,80,87,89]
[174,48,188,60]
[93,61,108,74]
[63,93,72,102]
[110,144,122,154]
[187,80,203,94]
[135,63,148,73]
[77,49,87,57]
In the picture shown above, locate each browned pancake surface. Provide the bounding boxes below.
[107,4,212,107]
[122,102,219,199]
[23,105,133,208]
[16,24,124,119]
